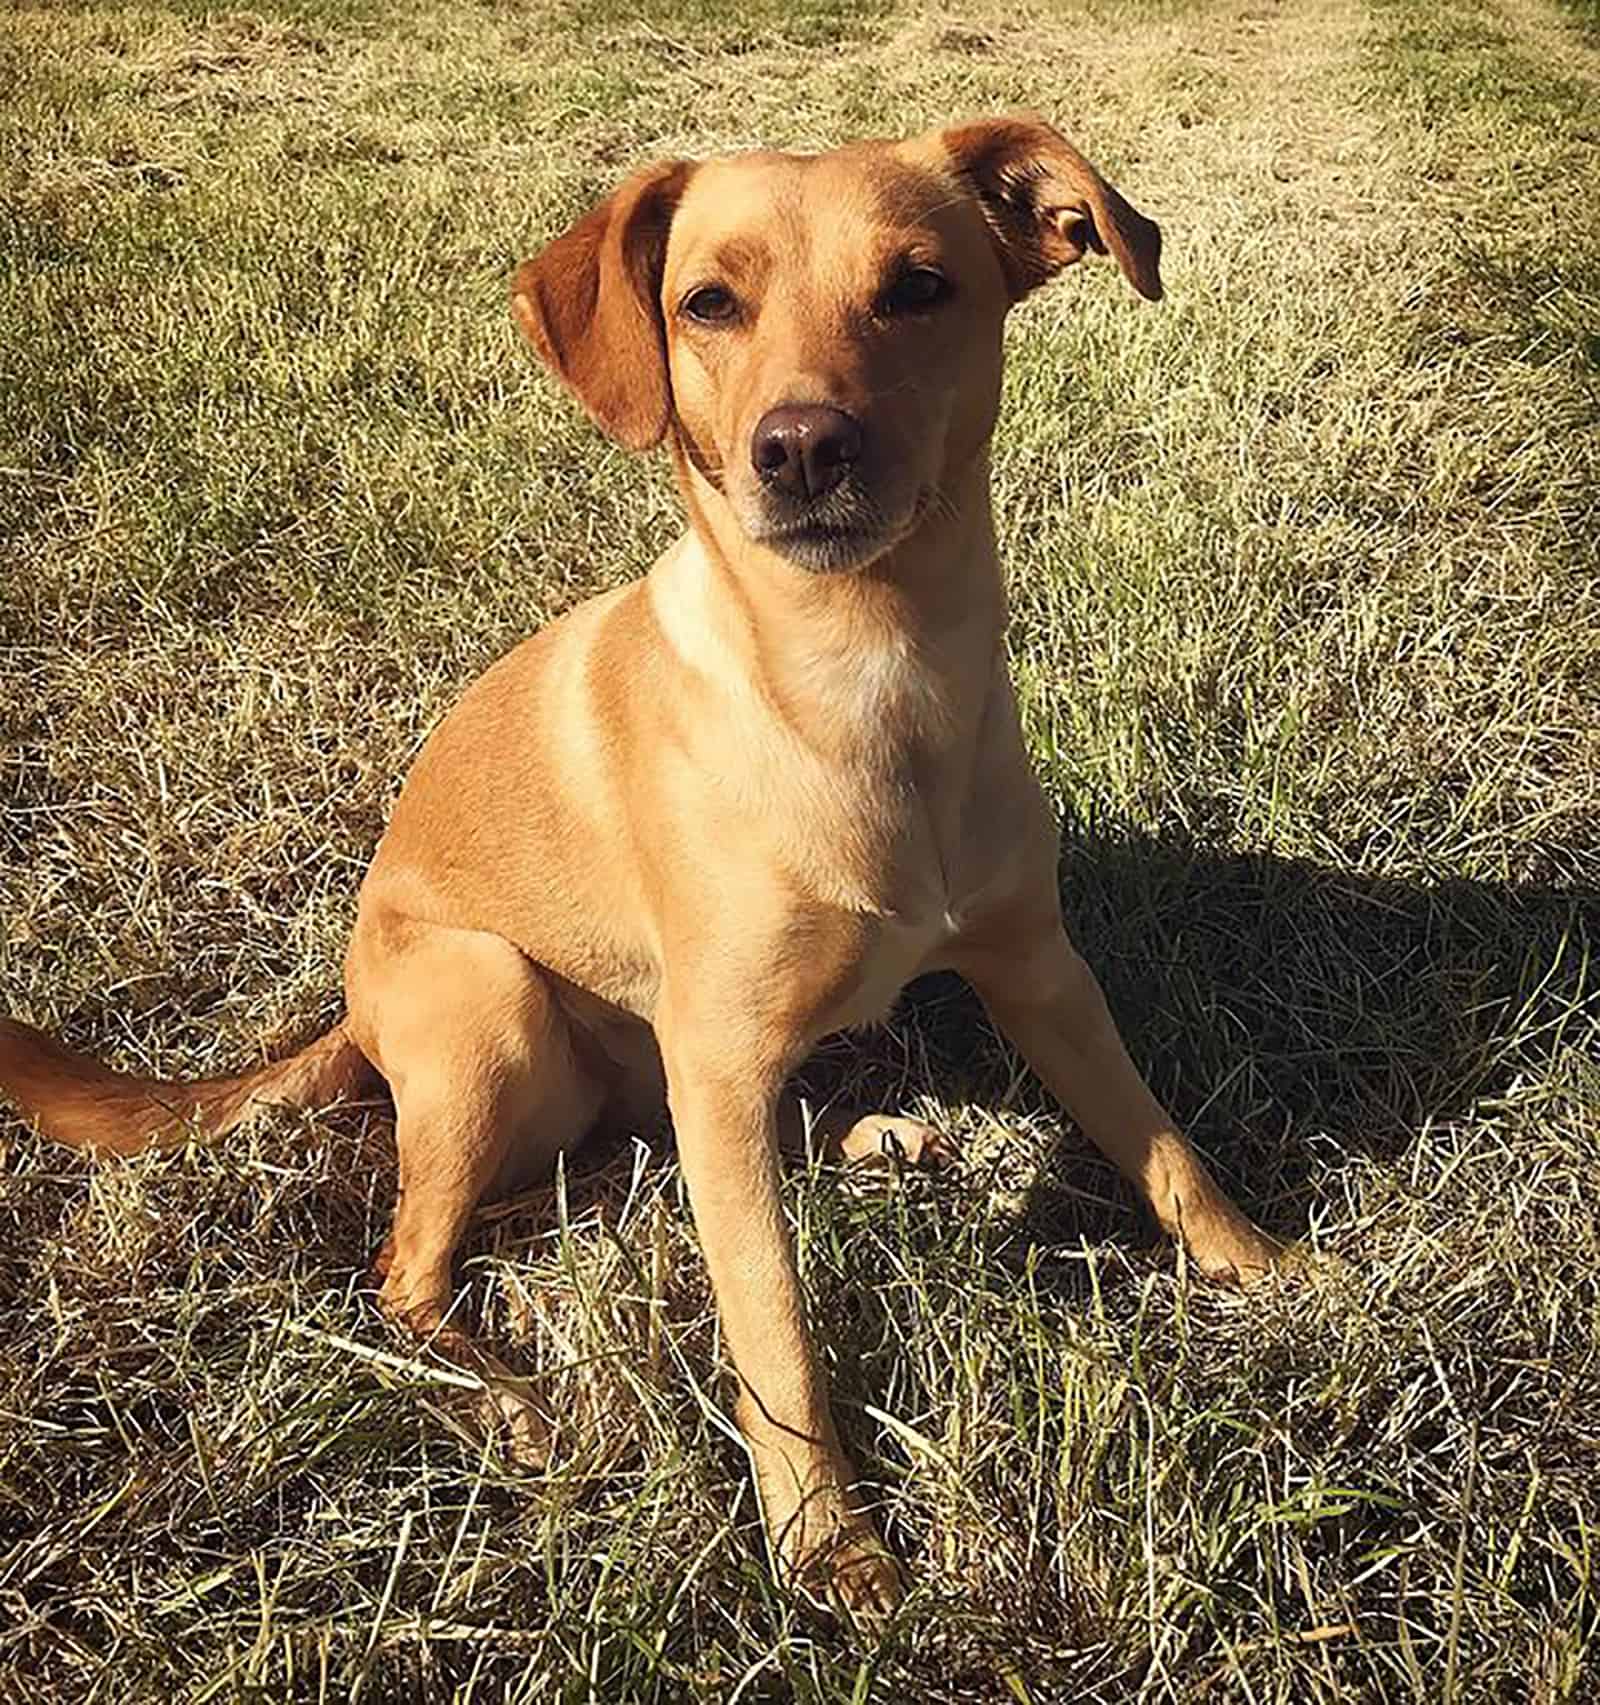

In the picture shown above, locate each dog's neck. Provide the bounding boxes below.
[654,445,1007,763]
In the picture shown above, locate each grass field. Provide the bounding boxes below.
[3,0,1599,1698]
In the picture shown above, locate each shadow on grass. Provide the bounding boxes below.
[802,823,1598,1271]
[10,823,1592,1294]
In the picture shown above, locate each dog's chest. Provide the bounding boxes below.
[795,775,971,1034]
[825,899,955,1033]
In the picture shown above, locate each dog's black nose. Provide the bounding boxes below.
[750,404,862,501]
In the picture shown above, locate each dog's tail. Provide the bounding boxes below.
[0,1017,379,1156]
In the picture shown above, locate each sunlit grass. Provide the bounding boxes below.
[2,0,1597,1698]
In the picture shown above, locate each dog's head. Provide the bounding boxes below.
[513,118,1162,573]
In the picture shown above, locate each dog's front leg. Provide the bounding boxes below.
[954,914,1282,1284]
[661,1039,903,1619]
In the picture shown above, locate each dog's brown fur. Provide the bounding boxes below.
[0,117,1279,1616]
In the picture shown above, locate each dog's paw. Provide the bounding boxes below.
[1182,1205,1284,1288]
[773,1489,905,1628]
[482,1379,556,1469]
[754,1443,906,1627]
[831,1112,953,1169]
[412,1322,557,1470]
[815,1527,905,1627]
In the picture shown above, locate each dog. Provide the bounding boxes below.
[0,116,1281,1618]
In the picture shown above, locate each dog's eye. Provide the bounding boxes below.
[882,267,951,316]
[681,284,738,324]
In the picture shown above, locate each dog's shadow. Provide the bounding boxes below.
[799,823,1597,1268]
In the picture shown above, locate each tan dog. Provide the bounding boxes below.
[0,117,1280,1617]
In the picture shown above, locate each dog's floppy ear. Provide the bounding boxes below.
[512,161,693,452]
[941,116,1162,303]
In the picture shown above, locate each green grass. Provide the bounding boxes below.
[1562,0,1600,42]
[3,0,1599,1698]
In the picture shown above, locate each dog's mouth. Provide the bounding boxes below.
[757,515,893,571]
[746,485,923,573]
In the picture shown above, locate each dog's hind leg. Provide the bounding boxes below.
[348,915,604,1464]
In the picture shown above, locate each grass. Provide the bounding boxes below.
[2,0,1598,1698]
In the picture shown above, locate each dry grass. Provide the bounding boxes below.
[2,0,1598,1698]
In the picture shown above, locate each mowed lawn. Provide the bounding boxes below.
[2,0,1598,1699]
